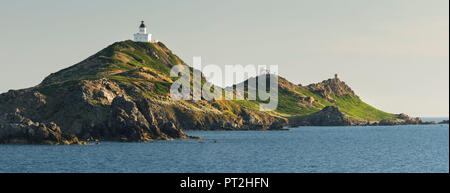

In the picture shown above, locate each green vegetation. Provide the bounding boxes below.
[276,88,319,115]
[153,81,171,95]
[332,94,397,121]
[268,85,396,121]
[37,40,397,123]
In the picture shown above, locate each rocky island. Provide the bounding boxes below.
[0,41,432,144]
[439,120,449,124]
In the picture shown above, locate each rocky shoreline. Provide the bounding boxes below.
[288,106,436,127]
[0,82,286,145]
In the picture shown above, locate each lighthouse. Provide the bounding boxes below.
[133,21,152,42]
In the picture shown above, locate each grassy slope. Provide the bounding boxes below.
[278,87,396,121]
[38,41,180,97]
[231,88,396,121]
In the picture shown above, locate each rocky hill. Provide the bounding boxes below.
[229,74,397,121]
[0,40,429,144]
[0,41,286,144]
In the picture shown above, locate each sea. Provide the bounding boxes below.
[0,119,448,173]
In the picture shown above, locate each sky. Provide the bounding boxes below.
[0,0,448,117]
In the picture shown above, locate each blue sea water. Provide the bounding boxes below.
[0,124,448,173]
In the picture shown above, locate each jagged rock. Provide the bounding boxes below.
[0,111,83,145]
[378,119,398,125]
[307,78,357,101]
[0,75,286,145]
[289,106,351,126]
[239,108,287,130]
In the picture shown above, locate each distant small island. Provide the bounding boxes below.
[439,120,449,124]
[0,23,437,145]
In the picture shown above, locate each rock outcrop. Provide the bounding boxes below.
[376,113,435,126]
[288,107,433,127]
[0,109,82,145]
[306,76,357,102]
[0,78,286,144]
[289,106,352,126]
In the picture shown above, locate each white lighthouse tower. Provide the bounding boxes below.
[133,21,152,42]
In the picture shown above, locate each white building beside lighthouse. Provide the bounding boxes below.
[133,21,152,42]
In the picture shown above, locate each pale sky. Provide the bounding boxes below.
[0,0,448,117]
